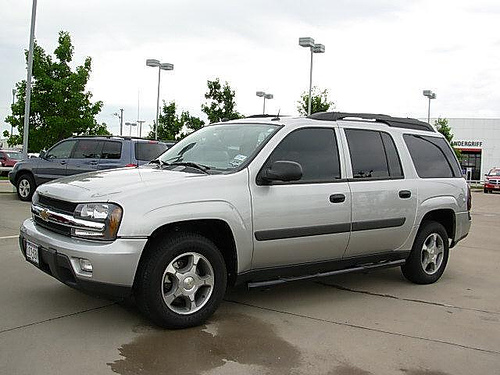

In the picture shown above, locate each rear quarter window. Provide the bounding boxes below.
[403,134,461,178]
[135,142,168,161]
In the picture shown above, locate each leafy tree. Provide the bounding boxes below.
[148,100,205,141]
[201,78,242,123]
[4,31,107,152]
[297,87,334,116]
[434,117,461,159]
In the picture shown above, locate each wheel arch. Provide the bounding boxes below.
[134,219,238,289]
[420,209,456,243]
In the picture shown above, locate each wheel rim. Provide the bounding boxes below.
[18,179,30,198]
[161,252,215,315]
[420,233,444,275]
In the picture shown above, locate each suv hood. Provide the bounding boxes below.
[36,166,205,202]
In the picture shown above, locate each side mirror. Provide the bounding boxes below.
[39,150,46,159]
[260,161,303,184]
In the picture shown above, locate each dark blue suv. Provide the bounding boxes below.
[9,136,172,201]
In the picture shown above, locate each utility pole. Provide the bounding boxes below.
[11,89,15,136]
[120,108,124,136]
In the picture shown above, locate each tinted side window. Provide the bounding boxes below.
[404,135,458,178]
[72,140,102,159]
[135,142,168,161]
[265,128,341,183]
[346,129,394,179]
[101,141,122,160]
[46,140,77,159]
[381,132,403,178]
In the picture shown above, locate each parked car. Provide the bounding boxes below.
[18,112,471,329]
[9,136,170,201]
[0,149,22,176]
[484,167,500,193]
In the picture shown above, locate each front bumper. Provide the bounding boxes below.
[484,183,500,190]
[20,218,147,298]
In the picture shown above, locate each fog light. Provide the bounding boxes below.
[79,258,93,273]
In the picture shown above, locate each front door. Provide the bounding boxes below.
[35,139,77,184]
[250,127,351,269]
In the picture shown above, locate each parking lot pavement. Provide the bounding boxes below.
[0,191,499,375]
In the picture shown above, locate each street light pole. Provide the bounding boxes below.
[22,0,38,159]
[299,37,325,116]
[423,90,436,124]
[11,89,15,136]
[256,91,273,114]
[146,59,174,140]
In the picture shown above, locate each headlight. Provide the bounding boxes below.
[72,203,123,240]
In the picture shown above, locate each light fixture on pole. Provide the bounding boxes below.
[113,109,124,135]
[423,90,436,124]
[146,59,174,140]
[125,122,137,137]
[299,37,325,116]
[256,91,273,114]
[137,120,145,138]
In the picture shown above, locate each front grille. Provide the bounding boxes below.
[38,195,77,215]
[34,216,72,236]
[489,179,499,184]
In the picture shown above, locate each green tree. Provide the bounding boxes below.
[4,31,107,152]
[434,117,461,159]
[201,78,242,123]
[148,100,205,141]
[297,87,334,116]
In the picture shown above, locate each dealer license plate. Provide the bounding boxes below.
[26,240,39,266]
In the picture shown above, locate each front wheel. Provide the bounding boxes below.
[135,233,227,329]
[401,221,449,284]
[17,174,36,201]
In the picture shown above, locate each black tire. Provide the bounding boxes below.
[401,221,449,284]
[16,173,36,201]
[134,233,227,329]
[484,188,489,193]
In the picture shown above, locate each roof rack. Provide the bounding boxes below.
[308,112,435,132]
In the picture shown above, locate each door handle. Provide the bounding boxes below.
[330,194,346,203]
[399,190,411,199]
[90,160,98,165]
[60,161,67,165]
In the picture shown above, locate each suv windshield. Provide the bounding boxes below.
[488,169,500,176]
[158,123,279,172]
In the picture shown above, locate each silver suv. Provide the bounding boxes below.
[19,112,471,328]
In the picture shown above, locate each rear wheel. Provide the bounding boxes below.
[135,233,227,329]
[16,174,36,201]
[401,221,449,284]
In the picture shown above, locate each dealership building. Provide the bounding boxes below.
[435,118,500,181]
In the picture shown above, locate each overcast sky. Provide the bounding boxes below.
[1,0,499,137]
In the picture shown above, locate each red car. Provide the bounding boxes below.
[484,167,500,193]
[0,149,22,175]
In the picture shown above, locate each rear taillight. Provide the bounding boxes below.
[125,164,137,167]
[467,184,472,211]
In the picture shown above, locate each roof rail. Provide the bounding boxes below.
[308,112,435,132]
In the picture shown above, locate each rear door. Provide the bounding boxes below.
[342,128,417,257]
[65,139,103,176]
[98,140,124,170]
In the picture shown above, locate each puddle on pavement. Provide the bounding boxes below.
[400,369,451,375]
[329,365,373,374]
[108,313,301,375]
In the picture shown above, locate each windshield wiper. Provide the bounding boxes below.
[169,161,210,174]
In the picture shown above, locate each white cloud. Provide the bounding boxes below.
[1,0,500,139]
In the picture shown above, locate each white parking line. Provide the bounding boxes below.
[0,235,19,240]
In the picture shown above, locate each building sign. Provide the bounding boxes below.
[451,140,483,148]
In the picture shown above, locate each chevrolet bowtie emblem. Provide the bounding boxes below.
[40,209,50,222]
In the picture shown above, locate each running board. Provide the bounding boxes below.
[247,259,406,289]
